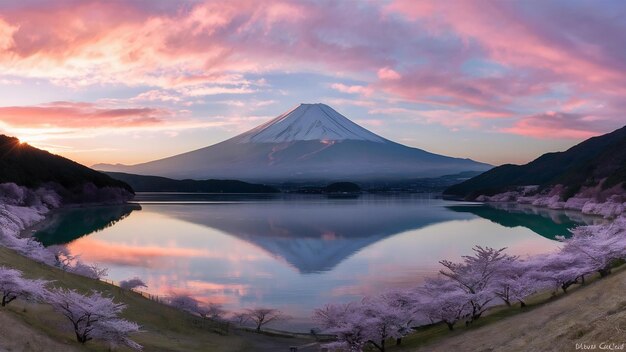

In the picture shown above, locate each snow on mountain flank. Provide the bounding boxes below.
[231,103,388,144]
[93,102,492,181]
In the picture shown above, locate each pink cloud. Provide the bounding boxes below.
[0,1,396,88]
[377,67,401,80]
[0,0,623,140]
[330,83,371,95]
[503,112,609,139]
[375,70,540,112]
[387,1,626,98]
[0,101,169,129]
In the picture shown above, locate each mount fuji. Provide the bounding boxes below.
[95,103,491,182]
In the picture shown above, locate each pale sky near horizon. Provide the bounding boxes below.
[0,0,624,167]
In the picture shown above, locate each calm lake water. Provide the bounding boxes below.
[33,194,600,331]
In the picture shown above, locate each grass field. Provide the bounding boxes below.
[0,245,317,352]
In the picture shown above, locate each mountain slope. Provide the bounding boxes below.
[231,103,386,143]
[95,103,491,182]
[105,172,279,193]
[0,134,133,197]
[444,125,626,199]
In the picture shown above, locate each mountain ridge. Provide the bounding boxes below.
[95,103,491,182]
[444,125,626,200]
[0,134,134,202]
[104,172,279,193]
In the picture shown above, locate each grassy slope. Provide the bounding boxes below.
[386,267,626,352]
[0,246,315,352]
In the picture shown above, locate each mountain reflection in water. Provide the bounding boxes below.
[31,194,592,331]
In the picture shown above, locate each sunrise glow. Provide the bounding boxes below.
[0,0,624,166]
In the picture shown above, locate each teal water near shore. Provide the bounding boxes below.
[32,193,599,331]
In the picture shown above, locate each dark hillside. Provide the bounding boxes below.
[0,135,133,199]
[444,125,626,199]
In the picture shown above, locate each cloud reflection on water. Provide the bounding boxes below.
[35,195,587,330]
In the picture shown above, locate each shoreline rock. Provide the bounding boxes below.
[476,185,626,219]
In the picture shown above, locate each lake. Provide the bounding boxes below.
[33,194,601,331]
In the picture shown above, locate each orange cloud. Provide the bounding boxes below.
[0,101,169,129]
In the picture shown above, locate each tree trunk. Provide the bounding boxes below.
[520,300,527,308]
[1,294,15,307]
[396,338,402,346]
[368,340,384,352]
[446,322,454,331]
[76,332,86,344]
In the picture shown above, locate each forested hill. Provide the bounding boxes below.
[103,172,279,193]
[444,125,626,200]
[0,135,133,194]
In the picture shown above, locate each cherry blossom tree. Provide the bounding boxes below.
[0,204,56,266]
[71,262,109,280]
[48,246,108,279]
[47,288,141,350]
[558,221,626,277]
[0,266,47,306]
[314,296,417,352]
[168,294,226,321]
[490,258,547,308]
[527,252,589,293]
[360,296,414,351]
[418,276,470,331]
[119,278,148,291]
[49,245,77,271]
[439,246,511,322]
[314,303,370,352]
[169,294,201,314]
[378,289,420,345]
[230,312,249,325]
[199,303,226,321]
[244,308,289,332]
[91,318,142,350]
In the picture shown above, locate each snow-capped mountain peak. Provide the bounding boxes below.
[94,102,492,181]
[232,103,387,143]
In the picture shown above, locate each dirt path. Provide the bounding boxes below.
[417,268,626,352]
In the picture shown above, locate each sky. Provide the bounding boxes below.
[0,0,624,167]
